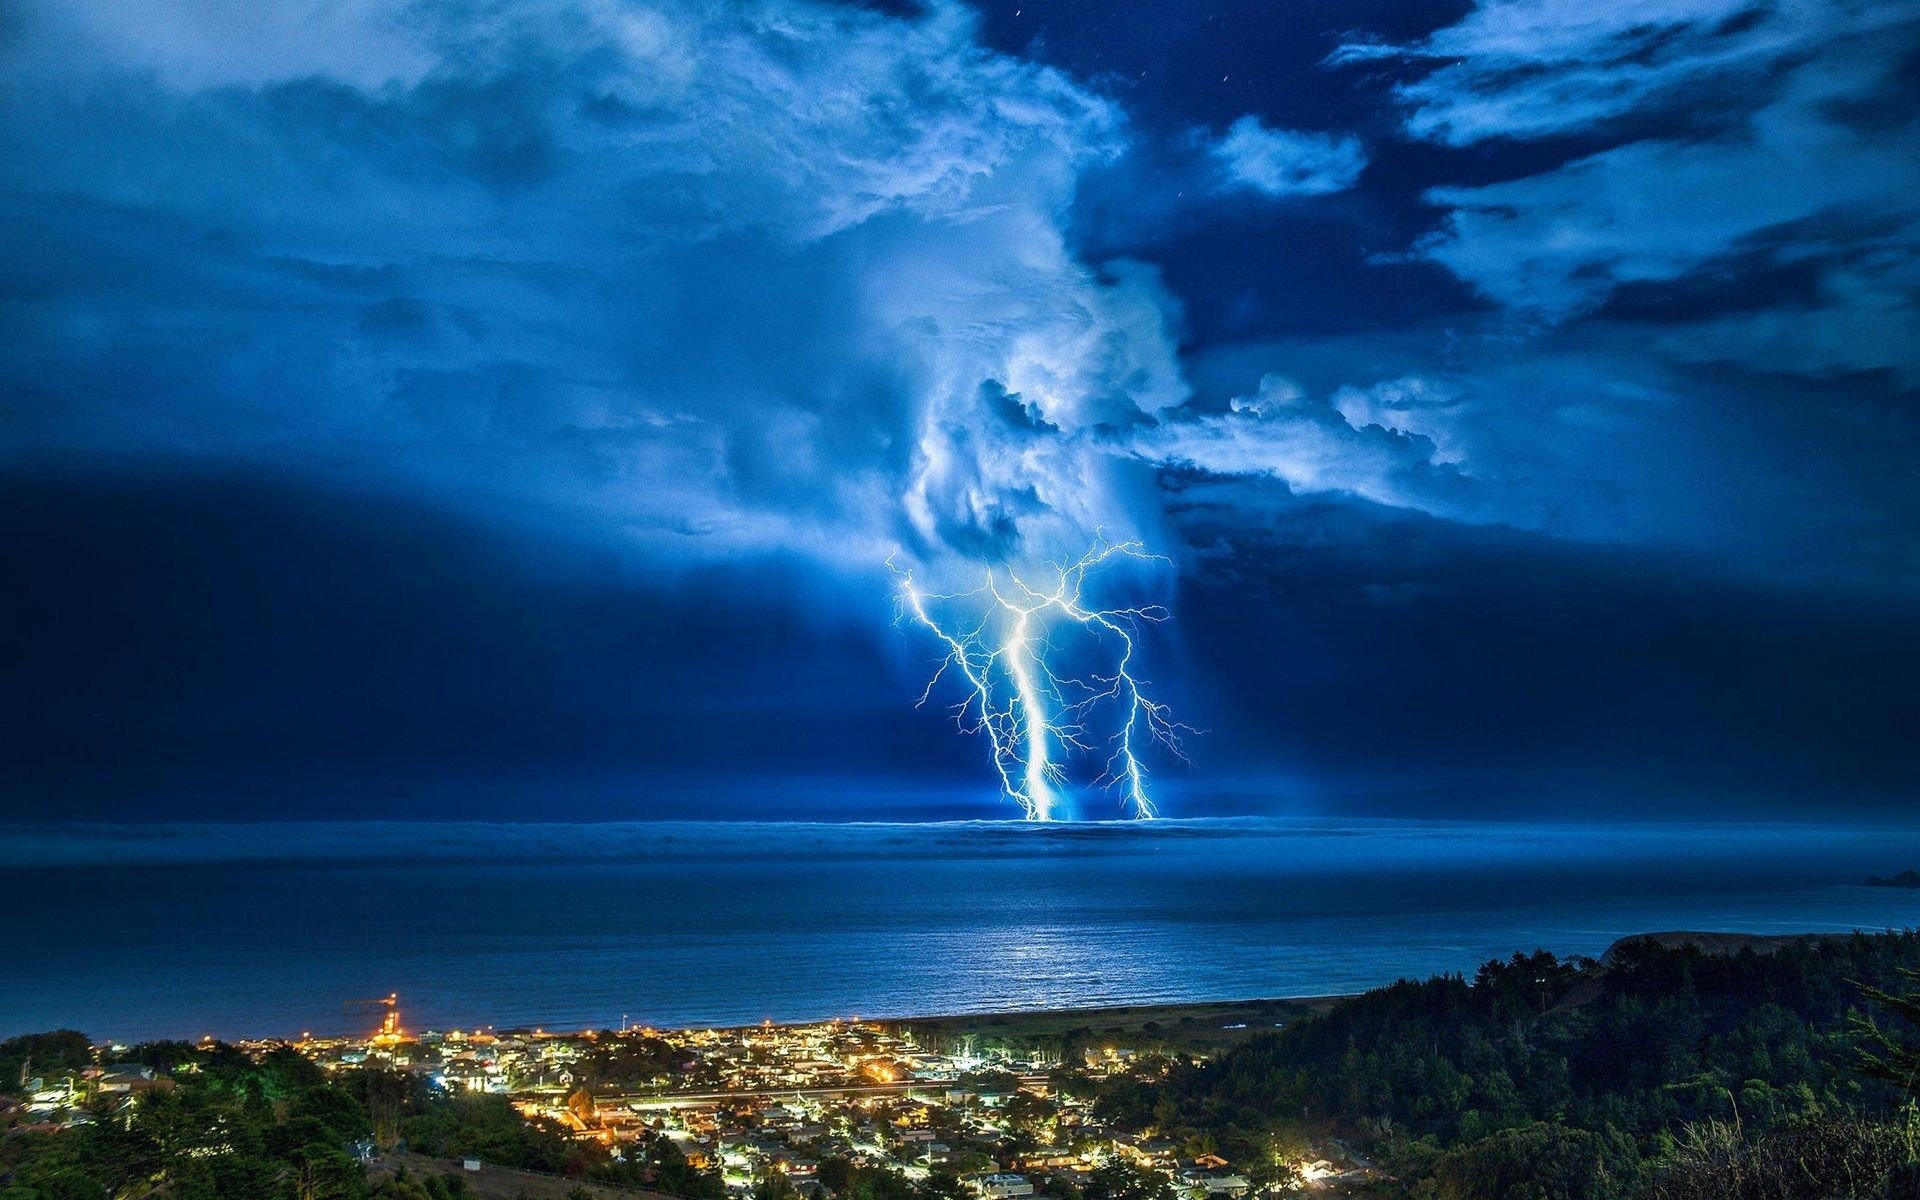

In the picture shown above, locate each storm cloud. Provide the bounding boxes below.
[0,0,1195,585]
[3,0,1916,818]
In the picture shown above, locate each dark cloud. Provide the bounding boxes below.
[1171,496,1920,811]
[7,466,1912,821]
[0,466,992,819]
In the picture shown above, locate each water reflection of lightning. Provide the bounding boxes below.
[893,540,1191,820]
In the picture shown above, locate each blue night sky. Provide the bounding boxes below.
[1,0,1915,821]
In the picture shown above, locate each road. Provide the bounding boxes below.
[616,1075,1050,1110]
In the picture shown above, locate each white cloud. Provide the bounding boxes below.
[1332,376,1469,464]
[1651,236,1920,386]
[1336,0,1906,147]
[1208,115,1366,197]
[1421,84,1919,323]
[39,0,437,90]
[1127,374,1463,514]
[1361,0,1920,391]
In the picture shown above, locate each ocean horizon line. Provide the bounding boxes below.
[7,814,1920,871]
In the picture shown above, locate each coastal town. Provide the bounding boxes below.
[6,997,1369,1197]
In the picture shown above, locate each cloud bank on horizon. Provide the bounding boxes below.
[2,0,1916,816]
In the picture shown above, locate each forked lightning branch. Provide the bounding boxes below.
[894,540,1192,821]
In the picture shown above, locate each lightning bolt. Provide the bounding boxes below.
[893,539,1192,820]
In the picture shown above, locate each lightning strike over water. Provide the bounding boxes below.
[894,541,1192,821]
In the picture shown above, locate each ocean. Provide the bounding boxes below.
[6,818,1920,1042]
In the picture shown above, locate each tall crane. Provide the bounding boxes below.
[343,993,401,1041]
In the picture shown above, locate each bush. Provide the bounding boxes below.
[1647,1115,1920,1200]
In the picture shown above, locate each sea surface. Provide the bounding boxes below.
[6,818,1920,1041]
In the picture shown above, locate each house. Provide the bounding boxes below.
[976,1174,1035,1199]
[1114,1136,1180,1168]
[1011,1152,1079,1171]
[95,1065,167,1095]
[1177,1170,1250,1198]
[440,1060,495,1092]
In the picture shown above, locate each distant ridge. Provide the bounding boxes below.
[1867,869,1920,888]
[1601,930,1862,963]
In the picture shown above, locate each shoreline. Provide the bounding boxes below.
[27,930,1873,1049]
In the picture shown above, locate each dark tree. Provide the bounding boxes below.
[1854,967,1920,1095]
